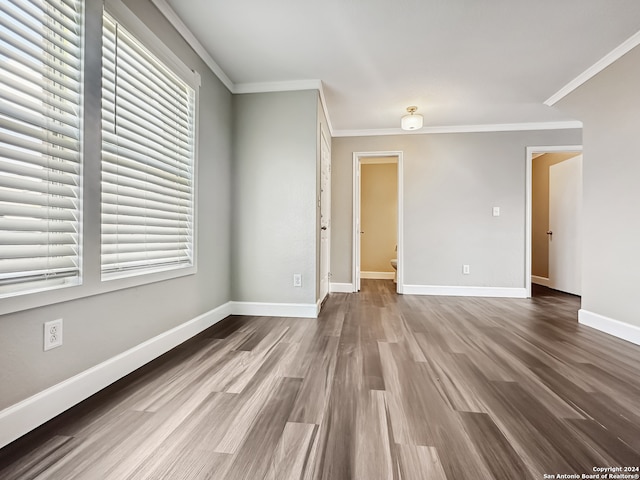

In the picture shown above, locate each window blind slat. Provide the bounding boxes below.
[103,104,191,152]
[0,257,78,277]
[102,158,190,193]
[102,171,191,201]
[0,0,82,297]
[0,159,79,186]
[1,203,77,221]
[0,231,76,245]
[102,223,190,236]
[103,51,189,118]
[0,116,80,151]
[0,218,78,233]
[102,152,190,188]
[0,189,78,210]
[101,198,191,221]
[0,142,80,169]
[0,59,81,105]
[102,83,190,136]
[100,256,188,272]
[0,174,79,198]
[101,181,190,209]
[1,244,77,259]
[0,87,80,132]
[102,119,191,164]
[102,134,191,176]
[102,249,188,265]
[102,242,188,255]
[101,213,189,229]
[0,31,82,91]
[0,2,82,59]
[101,233,188,245]
[103,26,189,114]
[0,100,79,139]
[13,0,81,35]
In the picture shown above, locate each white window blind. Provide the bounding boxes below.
[0,0,83,297]
[101,11,195,279]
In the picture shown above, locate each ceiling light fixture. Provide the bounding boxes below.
[401,106,423,131]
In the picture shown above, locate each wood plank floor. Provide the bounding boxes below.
[1,280,640,479]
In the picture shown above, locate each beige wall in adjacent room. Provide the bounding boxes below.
[361,162,397,273]
[532,152,580,278]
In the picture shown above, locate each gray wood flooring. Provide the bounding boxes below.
[1,280,640,479]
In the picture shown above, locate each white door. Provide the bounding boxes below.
[549,155,582,295]
[319,131,331,303]
[354,161,361,291]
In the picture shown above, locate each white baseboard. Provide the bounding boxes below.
[531,275,552,287]
[578,309,640,346]
[402,285,527,298]
[360,271,395,280]
[0,301,233,450]
[230,301,318,318]
[330,282,354,293]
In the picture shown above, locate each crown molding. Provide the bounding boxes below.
[150,1,334,134]
[151,0,234,91]
[234,80,334,134]
[152,0,585,138]
[151,0,323,97]
[333,120,582,137]
[545,29,640,106]
[233,79,322,94]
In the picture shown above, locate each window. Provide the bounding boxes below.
[0,0,83,298]
[101,10,196,280]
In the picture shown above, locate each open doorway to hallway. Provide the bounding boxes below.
[527,146,582,299]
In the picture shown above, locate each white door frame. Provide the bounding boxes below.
[319,129,331,304]
[353,151,404,293]
[525,145,582,298]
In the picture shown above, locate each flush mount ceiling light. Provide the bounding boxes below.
[401,106,423,131]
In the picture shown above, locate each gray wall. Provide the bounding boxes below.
[331,130,582,287]
[0,0,233,410]
[557,46,640,329]
[232,90,319,304]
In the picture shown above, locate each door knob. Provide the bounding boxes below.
[321,226,327,231]
[546,231,553,236]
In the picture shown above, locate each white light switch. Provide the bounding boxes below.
[492,207,500,217]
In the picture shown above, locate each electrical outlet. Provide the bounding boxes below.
[492,206,500,217]
[463,265,470,275]
[44,319,63,351]
[293,273,302,287]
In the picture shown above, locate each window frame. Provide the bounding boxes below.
[0,0,200,316]
[100,0,199,283]
[0,0,85,301]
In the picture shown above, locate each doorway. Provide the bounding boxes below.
[352,151,403,293]
[526,146,582,297]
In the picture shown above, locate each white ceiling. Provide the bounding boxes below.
[161,0,640,134]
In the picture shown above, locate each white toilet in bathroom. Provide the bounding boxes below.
[390,259,397,283]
